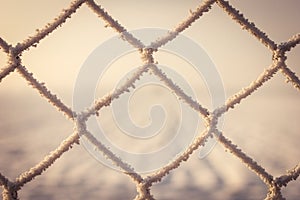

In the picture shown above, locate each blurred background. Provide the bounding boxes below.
[0,0,299,199]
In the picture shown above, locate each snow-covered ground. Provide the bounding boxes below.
[0,84,299,200]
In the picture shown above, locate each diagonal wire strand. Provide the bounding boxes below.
[17,65,75,119]
[150,64,210,118]
[0,64,19,83]
[146,129,210,184]
[86,0,145,49]
[224,63,280,112]
[216,0,277,51]
[84,63,149,119]
[275,163,300,187]
[150,0,216,49]
[280,33,300,52]
[0,47,20,83]
[0,173,10,188]
[15,132,80,189]
[280,62,300,91]
[16,0,87,53]
[215,129,274,186]
[0,37,10,53]
[222,48,286,114]
[76,116,143,183]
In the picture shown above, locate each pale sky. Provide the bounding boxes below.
[0,0,299,100]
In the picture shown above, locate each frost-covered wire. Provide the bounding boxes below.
[83,63,149,119]
[0,37,10,53]
[0,173,10,188]
[16,0,87,53]
[150,64,210,118]
[150,0,216,49]
[279,62,300,91]
[216,0,277,51]
[86,0,144,49]
[15,132,80,189]
[0,47,20,83]
[280,33,300,52]
[17,65,75,119]
[0,0,299,199]
[275,163,300,187]
[146,129,210,185]
[75,115,143,183]
[223,49,285,113]
[215,129,274,186]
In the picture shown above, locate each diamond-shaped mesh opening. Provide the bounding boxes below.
[182,5,274,97]
[222,73,300,168]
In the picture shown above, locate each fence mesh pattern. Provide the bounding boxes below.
[0,0,299,199]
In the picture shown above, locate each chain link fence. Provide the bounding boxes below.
[0,0,299,199]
